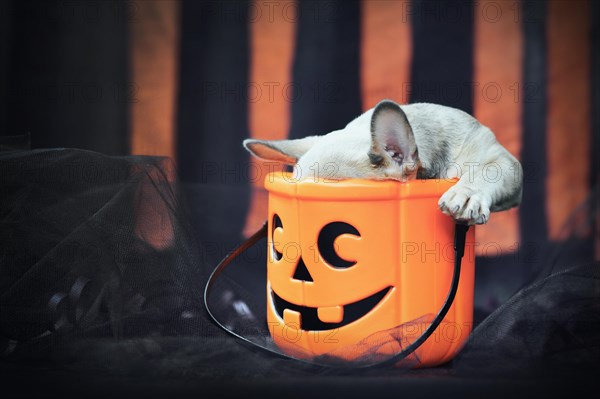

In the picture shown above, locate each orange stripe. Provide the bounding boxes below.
[243,0,297,237]
[472,0,523,256]
[547,0,591,240]
[361,0,412,109]
[133,158,176,250]
[130,0,180,158]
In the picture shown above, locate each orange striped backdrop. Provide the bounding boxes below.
[129,0,593,256]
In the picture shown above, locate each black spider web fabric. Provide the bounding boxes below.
[1,147,598,397]
[0,148,207,356]
[453,187,600,377]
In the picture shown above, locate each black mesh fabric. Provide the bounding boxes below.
[454,187,600,377]
[1,147,599,397]
[0,148,207,355]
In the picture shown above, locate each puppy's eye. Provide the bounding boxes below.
[368,152,384,167]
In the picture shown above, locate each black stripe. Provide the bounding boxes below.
[5,0,130,154]
[409,0,474,114]
[0,1,11,133]
[175,0,251,247]
[288,0,362,139]
[176,0,250,182]
[519,0,548,247]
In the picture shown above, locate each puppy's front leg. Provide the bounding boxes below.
[437,128,522,225]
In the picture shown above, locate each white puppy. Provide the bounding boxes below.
[244,99,522,225]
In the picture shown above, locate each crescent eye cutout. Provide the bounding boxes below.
[271,214,283,261]
[317,222,361,269]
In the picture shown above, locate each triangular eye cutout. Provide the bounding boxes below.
[292,257,313,282]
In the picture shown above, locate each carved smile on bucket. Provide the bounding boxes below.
[270,286,392,331]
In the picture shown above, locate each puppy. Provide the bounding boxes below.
[244,99,522,225]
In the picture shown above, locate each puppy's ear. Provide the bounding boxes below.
[369,100,417,167]
[243,136,321,164]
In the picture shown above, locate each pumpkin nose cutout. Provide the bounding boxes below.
[292,257,313,282]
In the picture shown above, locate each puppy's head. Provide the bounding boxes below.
[243,100,420,181]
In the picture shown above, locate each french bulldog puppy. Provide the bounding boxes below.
[244,99,522,225]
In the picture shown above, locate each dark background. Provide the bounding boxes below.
[0,0,599,397]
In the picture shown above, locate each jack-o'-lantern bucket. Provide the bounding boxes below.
[264,172,475,367]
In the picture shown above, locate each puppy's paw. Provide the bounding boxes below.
[438,185,491,225]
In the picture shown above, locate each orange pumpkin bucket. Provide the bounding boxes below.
[264,172,475,367]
